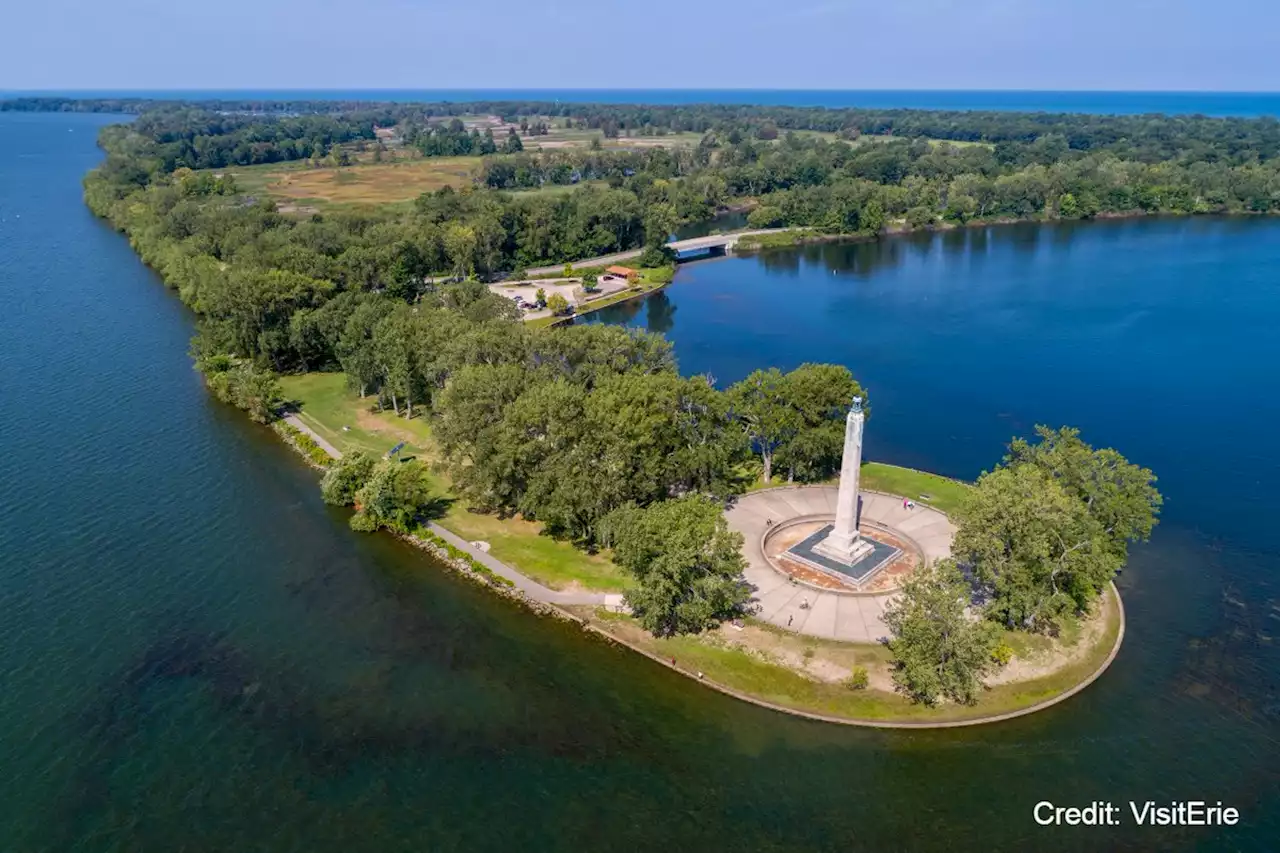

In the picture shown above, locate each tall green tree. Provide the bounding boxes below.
[730,365,866,483]
[1004,426,1161,561]
[775,363,864,481]
[602,495,751,636]
[952,462,1120,631]
[728,368,798,483]
[883,560,1002,705]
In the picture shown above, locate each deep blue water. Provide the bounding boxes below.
[2,112,1278,851]
[7,89,1280,117]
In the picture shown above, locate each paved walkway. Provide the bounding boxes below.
[725,486,956,644]
[282,414,610,607]
[284,414,341,458]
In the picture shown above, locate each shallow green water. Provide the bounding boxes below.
[1,113,1276,851]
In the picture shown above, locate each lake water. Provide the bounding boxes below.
[1,113,1277,851]
[9,89,1280,117]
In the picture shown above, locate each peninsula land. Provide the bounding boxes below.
[17,94,1208,723]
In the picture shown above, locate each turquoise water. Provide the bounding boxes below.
[2,112,1277,851]
[7,89,1280,116]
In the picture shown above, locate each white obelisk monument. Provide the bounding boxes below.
[814,396,874,565]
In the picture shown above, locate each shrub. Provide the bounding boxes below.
[991,642,1015,666]
[196,354,280,423]
[321,451,376,506]
[273,422,332,468]
[350,458,435,533]
[906,206,936,229]
[638,244,673,267]
[845,666,869,690]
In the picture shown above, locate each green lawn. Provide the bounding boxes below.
[746,462,971,514]
[278,373,434,459]
[277,372,630,592]
[859,462,971,514]
[438,508,629,592]
[581,583,1121,724]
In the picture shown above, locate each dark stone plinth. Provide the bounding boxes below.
[784,524,901,587]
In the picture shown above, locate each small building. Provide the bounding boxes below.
[605,265,640,282]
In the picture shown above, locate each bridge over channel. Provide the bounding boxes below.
[524,228,794,276]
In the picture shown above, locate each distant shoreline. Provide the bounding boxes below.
[6,88,1280,118]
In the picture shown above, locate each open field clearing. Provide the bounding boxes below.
[225,157,477,209]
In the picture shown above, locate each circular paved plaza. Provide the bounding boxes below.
[725,486,956,643]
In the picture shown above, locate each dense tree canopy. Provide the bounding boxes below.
[952,427,1160,631]
[602,495,752,637]
[729,364,865,483]
[60,98,1170,658]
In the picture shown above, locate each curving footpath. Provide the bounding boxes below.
[283,415,610,608]
[725,486,956,643]
[281,420,1124,727]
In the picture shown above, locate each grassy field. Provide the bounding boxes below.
[279,373,435,458]
[224,160,617,210]
[575,583,1121,724]
[225,157,478,210]
[277,372,630,592]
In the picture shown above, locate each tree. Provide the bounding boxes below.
[351,459,435,533]
[1004,425,1161,561]
[638,244,673,268]
[602,495,751,636]
[321,452,376,506]
[444,224,478,279]
[883,560,1002,705]
[729,364,865,483]
[546,293,571,315]
[535,287,547,308]
[728,368,797,483]
[952,463,1121,631]
[774,363,864,482]
[1058,192,1080,218]
[642,202,678,247]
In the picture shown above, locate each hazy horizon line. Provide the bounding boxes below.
[7,87,1280,96]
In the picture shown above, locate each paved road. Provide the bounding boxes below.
[725,486,956,644]
[525,228,795,276]
[283,415,612,607]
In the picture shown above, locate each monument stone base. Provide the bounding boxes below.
[783,523,902,589]
[813,533,875,566]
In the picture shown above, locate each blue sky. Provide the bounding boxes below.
[5,0,1279,91]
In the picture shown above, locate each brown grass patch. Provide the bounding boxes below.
[262,157,478,206]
